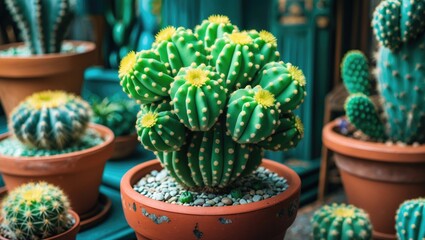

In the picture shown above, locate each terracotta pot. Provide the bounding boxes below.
[120,159,301,240]
[0,41,96,117]
[111,133,138,160]
[0,124,114,215]
[0,210,80,240]
[322,119,425,240]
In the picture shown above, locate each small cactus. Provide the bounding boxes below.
[195,15,238,50]
[341,50,371,96]
[311,203,373,240]
[1,182,71,240]
[9,90,91,150]
[247,30,280,71]
[395,198,425,240]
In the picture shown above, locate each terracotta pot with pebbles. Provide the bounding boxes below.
[323,1,425,239]
[119,15,306,239]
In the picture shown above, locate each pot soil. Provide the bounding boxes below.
[111,133,138,160]
[322,119,425,240]
[0,41,96,117]
[0,124,114,215]
[120,159,301,240]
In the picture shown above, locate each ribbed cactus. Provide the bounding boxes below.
[91,97,138,137]
[1,182,71,240]
[9,90,91,150]
[119,15,307,189]
[395,198,425,240]
[311,203,373,240]
[342,0,425,144]
[4,0,75,54]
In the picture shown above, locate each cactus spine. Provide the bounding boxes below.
[311,203,373,240]
[395,198,425,240]
[4,0,75,54]
[1,182,71,240]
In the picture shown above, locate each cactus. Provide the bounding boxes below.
[9,90,91,150]
[1,182,71,240]
[395,198,425,240]
[342,0,425,144]
[311,203,373,240]
[4,0,75,55]
[195,15,238,50]
[91,97,138,137]
[341,51,371,96]
[248,30,281,71]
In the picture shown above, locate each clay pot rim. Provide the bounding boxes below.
[0,123,114,162]
[322,118,425,162]
[0,41,95,60]
[120,159,301,216]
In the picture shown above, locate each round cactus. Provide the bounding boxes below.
[195,15,238,50]
[170,64,227,131]
[400,0,425,42]
[396,198,425,240]
[248,30,280,71]
[253,61,307,113]
[341,50,371,96]
[9,90,91,150]
[1,182,71,240]
[119,50,174,104]
[153,26,208,76]
[372,0,402,50]
[311,203,373,240]
[258,113,304,151]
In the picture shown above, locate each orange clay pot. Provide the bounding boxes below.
[111,133,138,160]
[322,119,425,240]
[0,41,96,117]
[0,124,114,215]
[120,159,301,240]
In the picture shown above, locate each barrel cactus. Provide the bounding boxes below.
[311,203,373,240]
[9,90,91,149]
[395,198,425,240]
[1,182,72,240]
[4,0,75,54]
[119,15,307,190]
[342,0,425,144]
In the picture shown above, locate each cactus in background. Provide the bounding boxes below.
[195,15,238,50]
[342,0,425,144]
[248,30,281,71]
[341,51,371,96]
[91,96,138,137]
[4,0,75,54]
[1,182,71,240]
[395,198,425,240]
[9,91,91,150]
[311,203,373,240]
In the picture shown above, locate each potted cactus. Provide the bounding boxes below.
[322,0,425,239]
[0,0,96,117]
[0,90,114,218]
[119,15,306,239]
[91,96,139,159]
[0,182,80,240]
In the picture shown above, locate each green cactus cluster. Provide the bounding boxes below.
[9,91,91,150]
[342,0,425,144]
[1,182,71,240]
[4,0,75,55]
[311,203,373,240]
[395,198,425,240]
[119,15,307,189]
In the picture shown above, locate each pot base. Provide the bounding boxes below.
[79,193,112,230]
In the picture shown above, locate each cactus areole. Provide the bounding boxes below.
[119,15,307,190]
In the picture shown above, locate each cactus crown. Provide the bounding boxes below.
[120,15,307,190]
[119,51,137,78]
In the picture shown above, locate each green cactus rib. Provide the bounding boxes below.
[226,86,280,144]
[247,30,281,71]
[400,0,425,42]
[10,91,91,150]
[253,61,307,113]
[311,203,373,240]
[1,182,71,240]
[136,100,186,152]
[153,26,208,76]
[344,93,386,140]
[258,113,304,151]
[372,0,402,50]
[396,198,425,240]
[170,64,227,131]
[195,15,238,50]
[210,31,258,91]
[341,50,371,96]
[4,0,74,54]
[377,34,425,143]
[119,50,174,104]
